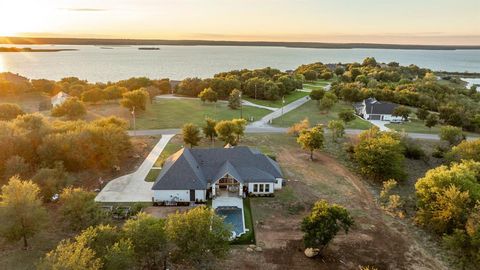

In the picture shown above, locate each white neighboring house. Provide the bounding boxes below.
[151,146,283,204]
[51,91,70,107]
[354,97,403,122]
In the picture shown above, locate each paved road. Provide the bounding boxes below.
[249,95,311,127]
[95,134,175,203]
[241,100,276,111]
[128,127,454,141]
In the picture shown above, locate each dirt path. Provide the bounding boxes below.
[226,146,448,270]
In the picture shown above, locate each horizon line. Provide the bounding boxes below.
[1,36,480,49]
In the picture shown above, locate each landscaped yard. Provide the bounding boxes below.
[243,90,309,108]
[271,100,372,130]
[135,99,271,129]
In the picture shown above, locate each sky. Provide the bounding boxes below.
[1,0,479,45]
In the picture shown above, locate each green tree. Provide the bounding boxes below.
[59,187,103,231]
[327,120,345,142]
[3,155,30,180]
[104,239,135,270]
[301,200,353,254]
[103,85,127,100]
[446,139,480,162]
[440,125,465,146]
[38,239,102,270]
[182,123,201,148]
[338,110,356,123]
[309,89,325,102]
[165,206,230,268]
[297,125,324,160]
[232,118,247,143]
[362,57,378,67]
[32,162,75,202]
[416,107,430,121]
[198,88,218,103]
[215,120,237,146]
[392,105,412,121]
[51,97,87,119]
[0,177,47,248]
[120,88,149,111]
[415,160,480,234]
[425,113,439,129]
[228,89,241,109]
[203,118,217,144]
[123,212,168,269]
[354,128,405,181]
[303,70,317,81]
[0,103,25,121]
[319,92,337,113]
[81,87,104,103]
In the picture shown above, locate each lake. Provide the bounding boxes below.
[1,44,479,82]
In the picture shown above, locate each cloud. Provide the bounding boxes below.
[62,8,108,12]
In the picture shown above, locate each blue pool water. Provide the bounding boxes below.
[215,207,244,237]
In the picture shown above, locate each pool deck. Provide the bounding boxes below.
[213,196,247,237]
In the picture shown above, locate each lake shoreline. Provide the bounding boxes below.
[0,47,77,52]
[1,37,480,50]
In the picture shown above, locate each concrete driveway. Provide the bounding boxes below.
[368,120,391,131]
[95,134,175,203]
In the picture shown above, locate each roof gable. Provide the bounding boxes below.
[152,146,283,190]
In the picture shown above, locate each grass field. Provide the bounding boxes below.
[303,79,331,90]
[386,119,442,134]
[386,119,479,137]
[271,100,372,130]
[243,90,309,108]
[135,99,270,129]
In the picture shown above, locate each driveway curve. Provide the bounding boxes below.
[95,134,175,203]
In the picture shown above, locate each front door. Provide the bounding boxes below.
[190,189,195,201]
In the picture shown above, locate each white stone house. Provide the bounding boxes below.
[354,97,403,122]
[51,91,70,107]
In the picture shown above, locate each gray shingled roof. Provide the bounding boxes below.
[152,146,283,190]
[365,98,398,115]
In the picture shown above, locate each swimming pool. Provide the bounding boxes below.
[215,207,244,237]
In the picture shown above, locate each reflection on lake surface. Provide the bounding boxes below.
[1,44,480,82]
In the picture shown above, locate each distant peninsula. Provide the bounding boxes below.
[1,37,480,50]
[0,47,77,52]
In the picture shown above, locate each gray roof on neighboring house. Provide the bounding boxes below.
[364,98,398,115]
[152,146,283,190]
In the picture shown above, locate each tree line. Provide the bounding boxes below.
[175,67,303,101]
[0,114,131,197]
[328,57,480,131]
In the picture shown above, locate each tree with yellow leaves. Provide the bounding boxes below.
[0,176,47,249]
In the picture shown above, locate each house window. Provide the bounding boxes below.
[253,184,258,192]
[259,184,264,192]
[265,184,270,192]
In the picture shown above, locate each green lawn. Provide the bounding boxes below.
[243,90,309,108]
[145,169,161,182]
[271,100,372,130]
[303,80,331,90]
[386,119,479,137]
[135,99,270,129]
[386,119,442,134]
